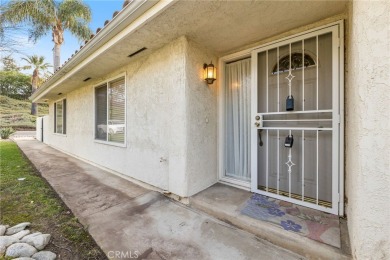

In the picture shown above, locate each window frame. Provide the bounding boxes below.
[93,73,127,147]
[54,98,67,135]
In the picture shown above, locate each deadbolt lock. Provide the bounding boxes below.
[284,135,294,148]
[255,115,260,120]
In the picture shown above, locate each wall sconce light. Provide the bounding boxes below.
[203,62,217,84]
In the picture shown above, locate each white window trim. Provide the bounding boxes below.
[54,97,67,136]
[93,73,127,148]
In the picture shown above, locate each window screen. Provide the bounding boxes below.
[95,85,107,140]
[108,78,125,143]
[95,77,125,144]
[63,99,67,134]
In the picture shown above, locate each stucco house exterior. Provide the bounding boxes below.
[33,1,389,259]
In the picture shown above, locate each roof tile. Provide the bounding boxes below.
[42,0,131,88]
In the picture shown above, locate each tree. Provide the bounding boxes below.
[1,55,20,71]
[0,55,30,98]
[0,2,29,55]
[21,55,51,115]
[0,70,31,97]
[1,0,92,71]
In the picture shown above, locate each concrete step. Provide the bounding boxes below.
[189,183,352,260]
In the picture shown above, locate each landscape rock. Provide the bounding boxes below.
[0,235,19,247]
[5,222,31,235]
[32,250,57,260]
[0,225,7,236]
[22,232,42,240]
[0,236,19,254]
[21,233,51,250]
[1,223,55,259]
[11,230,31,240]
[5,243,37,258]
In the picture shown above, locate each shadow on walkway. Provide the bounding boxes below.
[16,140,304,260]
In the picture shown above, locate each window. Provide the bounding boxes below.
[272,52,316,74]
[95,76,126,144]
[54,99,66,134]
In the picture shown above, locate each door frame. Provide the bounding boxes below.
[218,49,252,190]
[218,20,344,215]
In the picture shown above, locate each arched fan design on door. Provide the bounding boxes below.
[272,52,316,74]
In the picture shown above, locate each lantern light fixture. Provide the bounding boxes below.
[203,62,217,84]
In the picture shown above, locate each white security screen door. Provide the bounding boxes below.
[251,24,343,214]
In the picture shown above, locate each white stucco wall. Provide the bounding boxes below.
[36,117,43,141]
[45,37,185,193]
[346,1,390,259]
[184,40,218,196]
[43,36,218,197]
[36,115,50,142]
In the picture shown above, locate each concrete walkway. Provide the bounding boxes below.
[11,131,36,140]
[16,140,305,260]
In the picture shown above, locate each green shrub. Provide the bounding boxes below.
[0,127,15,139]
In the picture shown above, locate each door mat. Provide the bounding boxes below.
[240,194,340,248]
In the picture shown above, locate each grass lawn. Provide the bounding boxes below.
[0,95,49,130]
[0,141,106,259]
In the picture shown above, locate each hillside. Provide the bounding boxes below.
[0,95,49,130]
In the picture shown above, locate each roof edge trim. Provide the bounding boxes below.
[32,0,175,102]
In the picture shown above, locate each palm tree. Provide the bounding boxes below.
[22,55,51,115]
[2,0,92,71]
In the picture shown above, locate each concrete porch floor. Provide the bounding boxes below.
[15,140,304,260]
[190,183,351,259]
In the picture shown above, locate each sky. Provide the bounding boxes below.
[3,0,125,73]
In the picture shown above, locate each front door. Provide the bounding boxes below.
[251,24,343,214]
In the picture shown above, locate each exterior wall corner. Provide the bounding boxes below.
[345,1,390,259]
[183,38,219,196]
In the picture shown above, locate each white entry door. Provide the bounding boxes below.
[251,24,343,215]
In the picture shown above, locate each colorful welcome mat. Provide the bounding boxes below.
[240,194,340,248]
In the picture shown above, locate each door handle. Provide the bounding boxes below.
[258,129,263,146]
[254,122,260,127]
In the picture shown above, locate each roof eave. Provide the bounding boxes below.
[31,0,170,103]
